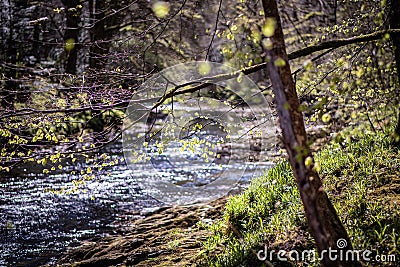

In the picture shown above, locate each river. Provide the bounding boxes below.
[0,134,276,267]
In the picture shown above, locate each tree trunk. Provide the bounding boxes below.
[62,0,81,74]
[89,0,110,69]
[1,0,25,110]
[261,1,360,266]
[389,0,400,146]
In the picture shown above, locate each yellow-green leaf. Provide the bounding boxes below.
[274,57,286,67]
[65,38,75,52]
[152,1,170,18]
[321,113,331,123]
[304,156,313,168]
[262,18,276,37]
[198,62,211,75]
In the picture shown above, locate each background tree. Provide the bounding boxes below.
[61,0,81,74]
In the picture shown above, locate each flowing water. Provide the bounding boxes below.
[0,122,277,266]
[0,143,157,266]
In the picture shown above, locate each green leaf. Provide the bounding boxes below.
[304,156,313,168]
[262,18,276,37]
[322,113,331,123]
[274,57,286,67]
[152,1,170,18]
[65,38,75,52]
[198,62,211,75]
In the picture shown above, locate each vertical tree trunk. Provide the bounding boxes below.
[62,0,81,74]
[1,0,25,110]
[89,0,108,69]
[388,0,400,145]
[261,1,360,266]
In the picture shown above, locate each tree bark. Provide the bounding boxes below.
[1,0,26,109]
[89,0,121,69]
[261,1,360,266]
[389,0,400,146]
[62,0,81,74]
[289,29,400,59]
[89,0,108,69]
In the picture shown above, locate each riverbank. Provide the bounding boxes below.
[52,198,227,267]
[198,128,400,266]
[52,127,400,267]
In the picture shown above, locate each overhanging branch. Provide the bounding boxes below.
[3,29,399,119]
[154,29,400,108]
[288,28,400,59]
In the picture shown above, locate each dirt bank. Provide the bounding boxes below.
[51,197,227,267]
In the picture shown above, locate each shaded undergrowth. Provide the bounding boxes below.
[196,128,400,266]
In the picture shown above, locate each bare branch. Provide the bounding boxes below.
[288,28,400,59]
[3,29,398,119]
